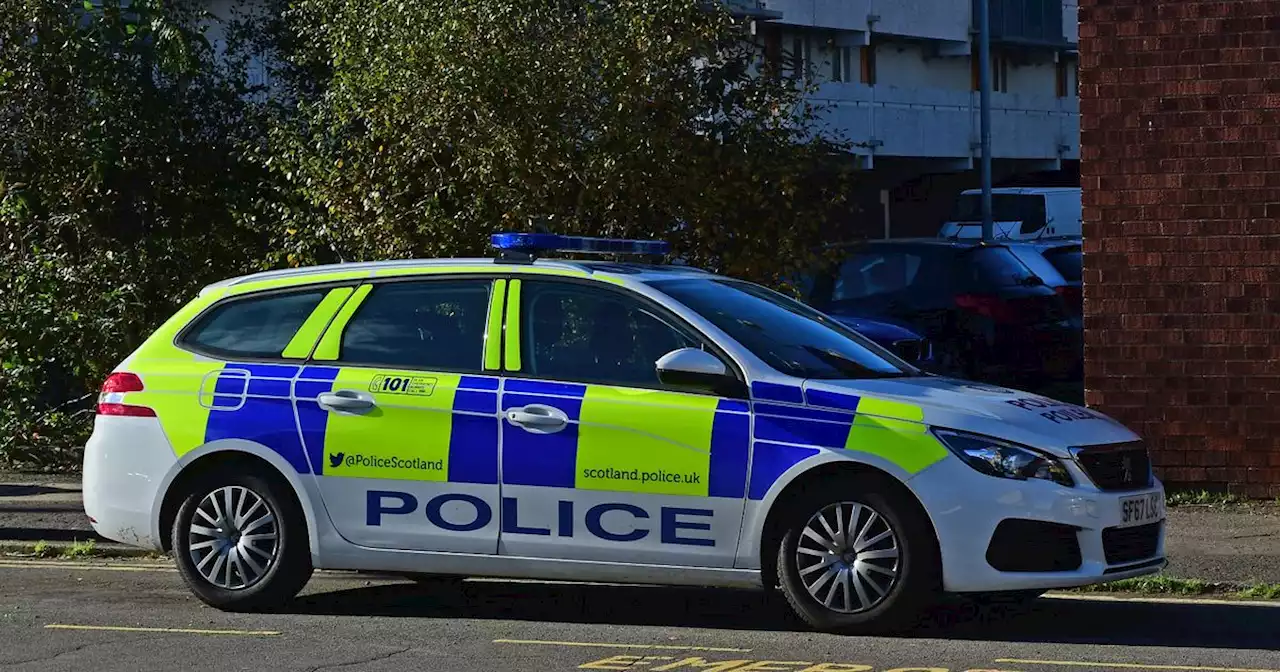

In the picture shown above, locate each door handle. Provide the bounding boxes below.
[317,390,375,413]
[506,404,568,432]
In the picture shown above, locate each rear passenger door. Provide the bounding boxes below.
[298,277,506,553]
[497,279,750,568]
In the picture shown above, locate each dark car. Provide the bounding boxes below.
[1006,238,1083,317]
[826,314,935,369]
[803,238,1079,388]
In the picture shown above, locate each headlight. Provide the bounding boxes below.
[932,429,1074,487]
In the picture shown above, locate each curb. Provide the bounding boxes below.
[0,540,164,559]
[1044,592,1280,607]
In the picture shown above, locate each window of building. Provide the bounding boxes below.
[971,50,1010,93]
[789,35,815,81]
[860,45,877,85]
[1056,58,1075,98]
[831,45,855,83]
[183,290,327,360]
[339,280,493,371]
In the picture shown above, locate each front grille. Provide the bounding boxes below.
[1073,442,1153,491]
[892,338,931,362]
[986,519,1082,573]
[1102,522,1162,565]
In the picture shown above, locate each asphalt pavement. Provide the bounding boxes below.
[1,558,1279,672]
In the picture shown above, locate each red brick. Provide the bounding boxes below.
[1082,0,1280,494]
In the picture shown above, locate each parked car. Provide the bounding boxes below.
[1005,238,1083,317]
[827,314,935,370]
[803,238,1079,388]
[938,187,1082,241]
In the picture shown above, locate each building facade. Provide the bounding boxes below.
[753,0,1081,235]
[1079,0,1280,495]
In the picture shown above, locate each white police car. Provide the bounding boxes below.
[82,233,1165,633]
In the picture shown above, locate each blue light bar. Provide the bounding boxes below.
[490,233,670,256]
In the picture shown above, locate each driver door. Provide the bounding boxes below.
[497,279,751,568]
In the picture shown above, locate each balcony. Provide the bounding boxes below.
[974,0,1069,47]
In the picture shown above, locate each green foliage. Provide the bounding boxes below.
[268,0,859,280]
[1,0,864,471]
[0,0,275,470]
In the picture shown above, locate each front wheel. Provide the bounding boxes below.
[171,470,313,611]
[775,477,940,634]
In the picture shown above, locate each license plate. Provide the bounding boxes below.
[1119,492,1165,527]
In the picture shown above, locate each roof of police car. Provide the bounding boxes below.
[201,257,714,294]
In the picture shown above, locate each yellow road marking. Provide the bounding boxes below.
[45,624,280,637]
[494,639,752,653]
[997,659,1280,672]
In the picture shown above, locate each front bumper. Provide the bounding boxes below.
[909,454,1167,593]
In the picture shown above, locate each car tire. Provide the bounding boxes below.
[775,475,940,634]
[171,469,312,612]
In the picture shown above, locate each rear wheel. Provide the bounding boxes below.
[171,470,312,611]
[775,476,940,634]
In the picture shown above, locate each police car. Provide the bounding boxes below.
[82,233,1166,633]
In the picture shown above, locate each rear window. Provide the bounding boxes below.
[951,194,1048,235]
[183,290,327,359]
[1006,246,1066,286]
[1041,246,1082,282]
[962,247,1038,289]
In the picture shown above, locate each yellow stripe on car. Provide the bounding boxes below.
[281,287,355,359]
[577,386,717,497]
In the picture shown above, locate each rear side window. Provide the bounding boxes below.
[1041,246,1082,282]
[184,290,327,359]
[339,280,492,372]
[961,247,1038,289]
[832,251,924,301]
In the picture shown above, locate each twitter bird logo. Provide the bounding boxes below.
[329,452,345,469]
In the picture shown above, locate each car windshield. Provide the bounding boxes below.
[649,278,916,380]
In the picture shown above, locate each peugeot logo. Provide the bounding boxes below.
[1121,455,1134,483]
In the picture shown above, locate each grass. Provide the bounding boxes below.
[1164,489,1246,507]
[1075,575,1214,596]
[1070,575,1280,600]
[0,539,166,560]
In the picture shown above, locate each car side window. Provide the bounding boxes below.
[832,252,922,302]
[183,290,327,359]
[339,279,492,372]
[521,280,701,388]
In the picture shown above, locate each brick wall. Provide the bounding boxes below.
[1079,0,1280,496]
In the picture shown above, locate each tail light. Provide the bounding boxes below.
[1054,285,1083,313]
[955,293,1059,324]
[955,294,1023,323]
[97,372,156,417]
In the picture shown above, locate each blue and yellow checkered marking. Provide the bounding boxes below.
[499,379,750,498]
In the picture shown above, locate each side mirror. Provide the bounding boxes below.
[655,348,740,396]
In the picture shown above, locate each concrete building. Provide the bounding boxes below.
[1080,0,1280,496]
[745,0,1081,236]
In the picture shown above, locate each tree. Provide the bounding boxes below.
[267,0,860,281]
[0,0,275,469]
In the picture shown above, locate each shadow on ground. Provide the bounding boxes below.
[0,484,76,498]
[0,527,107,542]
[285,578,1280,650]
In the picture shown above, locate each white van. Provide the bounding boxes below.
[938,187,1081,241]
